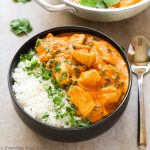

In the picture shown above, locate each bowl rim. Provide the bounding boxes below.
[8,26,132,131]
[64,0,150,12]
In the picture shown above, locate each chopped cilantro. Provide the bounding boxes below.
[42,112,49,121]
[30,59,39,69]
[49,59,55,64]
[53,96,62,105]
[51,78,60,89]
[64,60,72,65]
[51,53,56,58]
[20,53,33,61]
[76,120,90,127]
[66,107,76,117]
[35,39,41,47]
[45,47,50,53]
[55,62,61,72]
[41,68,51,80]
[56,112,67,119]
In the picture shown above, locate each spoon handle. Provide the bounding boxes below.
[137,74,147,149]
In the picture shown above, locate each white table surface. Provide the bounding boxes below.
[0,0,150,150]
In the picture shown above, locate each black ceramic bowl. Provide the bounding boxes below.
[8,26,132,142]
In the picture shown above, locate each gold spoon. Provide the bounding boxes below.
[127,36,150,149]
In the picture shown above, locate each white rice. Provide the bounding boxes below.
[12,60,80,128]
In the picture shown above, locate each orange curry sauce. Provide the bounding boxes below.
[35,33,128,123]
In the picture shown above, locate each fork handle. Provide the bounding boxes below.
[137,74,147,149]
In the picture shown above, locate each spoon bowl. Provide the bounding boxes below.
[127,36,150,149]
[128,36,150,69]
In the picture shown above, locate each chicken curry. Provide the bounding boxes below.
[71,0,142,9]
[35,33,128,123]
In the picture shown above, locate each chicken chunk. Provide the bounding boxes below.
[89,107,109,123]
[93,41,115,65]
[35,45,50,62]
[75,44,91,52]
[70,34,85,45]
[99,86,122,105]
[78,69,101,88]
[68,86,95,117]
[71,50,96,68]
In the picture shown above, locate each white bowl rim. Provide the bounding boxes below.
[64,0,150,12]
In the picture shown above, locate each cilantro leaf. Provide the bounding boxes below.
[42,112,49,121]
[103,0,120,7]
[80,0,97,7]
[41,68,51,80]
[96,0,107,8]
[53,96,62,105]
[35,39,41,47]
[80,0,120,8]
[66,107,76,117]
[55,62,61,72]
[64,60,72,65]
[30,59,39,69]
[20,50,35,61]
[10,19,32,36]
[45,47,50,53]
[13,0,31,3]
[76,120,90,127]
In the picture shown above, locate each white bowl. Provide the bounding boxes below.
[34,0,150,22]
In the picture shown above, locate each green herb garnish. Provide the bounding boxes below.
[42,112,49,121]
[96,0,107,8]
[80,0,97,7]
[30,59,39,69]
[66,107,76,117]
[104,0,120,7]
[45,47,50,53]
[24,59,39,73]
[42,68,51,80]
[55,62,61,72]
[20,50,35,62]
[51,53,56,58]
[20,54,32,61]
[50,78,60,89]
[35,39,41,47]
[13,0,31,3]
[53,96,62,105]
[64,60,72,65]
[49,59,55,64]
[80,0,120,8]
[10,19,32,36]
[76,120,90,127]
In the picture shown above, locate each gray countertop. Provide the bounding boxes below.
[0,0,150,150]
